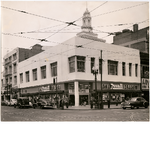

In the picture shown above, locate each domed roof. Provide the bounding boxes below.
[83,8,90,15]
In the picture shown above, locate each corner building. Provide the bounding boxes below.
[18,9,141,106]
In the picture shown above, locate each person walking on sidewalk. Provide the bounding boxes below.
[107,99,110,108]
[65,95,69,109]
[90,96,94,109]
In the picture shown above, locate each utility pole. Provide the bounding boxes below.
[92,67,98,108]
[100,50,103,109]
[56,77,58,108]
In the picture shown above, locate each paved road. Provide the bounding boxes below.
[1,106,149,121]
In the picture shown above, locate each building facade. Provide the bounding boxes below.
[2,44,44,100]
[17,9,141,106]
[113,24,149,101]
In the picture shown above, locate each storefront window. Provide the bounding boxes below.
[108,60,118,75]
[68,83,74,93]
[51,62,57,76]
[69,56,75,73]
[77,56,85,72]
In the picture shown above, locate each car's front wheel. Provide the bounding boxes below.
[123,107,126,109]
[131,105,134,109]
[143,102,148,108]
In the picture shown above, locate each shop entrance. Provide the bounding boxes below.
[69,95,75,106]
[79,95,88,105]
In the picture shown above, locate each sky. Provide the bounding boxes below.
[1,1,149,59]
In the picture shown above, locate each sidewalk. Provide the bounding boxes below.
[62,104,122,110]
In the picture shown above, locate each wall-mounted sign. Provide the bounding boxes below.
[39,85,50,92]
[110,84,123,89]
[142,78,149,90]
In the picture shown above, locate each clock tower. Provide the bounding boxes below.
[77,9,105,43]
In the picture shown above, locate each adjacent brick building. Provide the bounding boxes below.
[113,24,149,100]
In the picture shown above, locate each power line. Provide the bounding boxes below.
[1,5,67,24]
[92,2,148,18]
[13,24,65,34]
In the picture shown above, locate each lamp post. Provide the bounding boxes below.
[100,50,103,109]
[92,66,98,109]
[53,77,58,108]
[6,83,11,101]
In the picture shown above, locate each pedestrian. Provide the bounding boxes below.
[65,95,69,108]
[90,97,94,109]
[107,99,110,108]
[61,95,65,110]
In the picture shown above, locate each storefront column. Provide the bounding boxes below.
[74,81,79,106]
[118,61,122,76]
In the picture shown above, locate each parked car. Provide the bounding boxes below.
[14,97,31,108]
[4,100,11,106]
[121,97,149,109]
[10,99,17,106]
[1,100,7,106]
[37,99,55,109]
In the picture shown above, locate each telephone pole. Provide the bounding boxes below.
[100,50,103,109]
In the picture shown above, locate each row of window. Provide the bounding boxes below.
[5,53,17,63]
[5,63,17,74]
[20,62,57,83]
[69,56,138,76]
[5,76,17,85]
[19,56,139,84]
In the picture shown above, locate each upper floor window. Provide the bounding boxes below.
[9,56,12,62]
[69,56,75,73]
[122,62,126,76]
[6,78,8,84]
[14,76,17,84]
[77,56,85,72]
[9,77,12,83]
[142,65,149,78]
[13,63,17,73]
[26,71,30,82]
[108,60,118,75]
[51,62,57,77]
[99,59,103,74]
[91,58,95,73]
[13,53,17,60]
[129,63,132,76]
[135,64,138,77]
[41,66,46,79]
[33,69,37,81]
[20,73,23,83]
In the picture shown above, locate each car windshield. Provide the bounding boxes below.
[130,98,137,101]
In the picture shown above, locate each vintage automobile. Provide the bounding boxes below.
[121,97,149,109]
[37,99,56,109]
[4,100,11,106]
[14,97,31,108]
[10,99,17,106]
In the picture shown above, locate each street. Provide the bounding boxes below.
[1,105,149,121]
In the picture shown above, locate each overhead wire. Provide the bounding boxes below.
[91,2,148,19]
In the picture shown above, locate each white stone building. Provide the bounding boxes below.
[17,9,141,106]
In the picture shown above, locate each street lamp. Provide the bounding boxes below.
[92,66,98,109]
[6,83,11,101]
[53,77,58,108]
